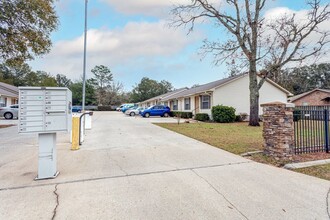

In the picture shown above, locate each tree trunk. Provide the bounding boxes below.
[249,61,260,126]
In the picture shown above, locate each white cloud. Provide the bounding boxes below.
[101,0,220,18]
[30,20,201,80]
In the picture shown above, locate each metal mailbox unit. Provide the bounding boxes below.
[18,87,72,180]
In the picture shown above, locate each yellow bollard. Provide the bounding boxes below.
[71,116,80,150]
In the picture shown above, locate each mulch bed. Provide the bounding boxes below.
[293,152,330,163]
[247,152,330,168]
[0,125,14,129]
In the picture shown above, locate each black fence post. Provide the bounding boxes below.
[325,109,329,153]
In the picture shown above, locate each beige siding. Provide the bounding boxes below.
[213,76,288,115]
[175,96,198,113]
[0,96,16,107]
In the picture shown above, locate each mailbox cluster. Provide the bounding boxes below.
[19,87,72,133]
[18,87,72,180]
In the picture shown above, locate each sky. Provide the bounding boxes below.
[29,0,330,91]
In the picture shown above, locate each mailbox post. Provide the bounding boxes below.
[18,87,72,180]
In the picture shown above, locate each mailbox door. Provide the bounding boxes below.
[45,115,67,131]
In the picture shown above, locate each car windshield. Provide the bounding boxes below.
[147,106,154,109]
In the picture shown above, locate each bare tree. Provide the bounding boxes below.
[171,0,330,126]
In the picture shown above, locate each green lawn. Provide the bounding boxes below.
[155,122,263,155]
[295,164,330,181]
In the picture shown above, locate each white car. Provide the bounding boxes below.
[125,107,144,116]
[0,104,19,119]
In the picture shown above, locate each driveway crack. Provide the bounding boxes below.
[191,169,249,220]
[327,187,330,219]
[107,151,128,176]
[149,147,179,170]
[51,184,59,220]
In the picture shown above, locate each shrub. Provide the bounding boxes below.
[235,113,248,122]
[235,115,243,122]
[171,111,193,119]
[98,106,115,111]
[212,105,236,123]
[195,113,209,121]
[293,110,301,122]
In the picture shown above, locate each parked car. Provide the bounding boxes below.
[121,104,136,113]
[72,106,82,113]
[140,105,170,118]
[125,107,144,116]
[116,105,124,111]
[0,104,19,119]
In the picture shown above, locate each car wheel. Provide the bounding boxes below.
[145,113,150,118]
[130,112,135,116]
[164,113,169,117]
[4,112,13,120]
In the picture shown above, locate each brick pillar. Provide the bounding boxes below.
[261,102,295,160]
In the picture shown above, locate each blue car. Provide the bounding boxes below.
[121,104,136,113]
[72,106,82,113]
[141,105,171,118]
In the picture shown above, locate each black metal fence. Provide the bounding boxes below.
[293,106,329,154]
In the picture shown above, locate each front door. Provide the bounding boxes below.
[195,96,199,114]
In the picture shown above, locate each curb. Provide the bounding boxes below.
[284,159,330,169]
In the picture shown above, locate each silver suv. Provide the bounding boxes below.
[0,104,19,119]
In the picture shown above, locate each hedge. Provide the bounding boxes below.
[97,106,116,111]
[235,113,248,122]
[195,113,209,121]
[171,111,193,118]
[212,105,236,123]
[293,110,302,122]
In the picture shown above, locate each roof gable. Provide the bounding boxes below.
[141,87,188,103]
[0,82,18,98]
[163,74,247,100]
[289,88,330,102]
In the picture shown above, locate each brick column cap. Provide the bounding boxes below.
[261,102,295,108]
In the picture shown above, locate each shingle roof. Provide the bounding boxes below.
[0,82,18,98]
[289,88,330,102]
[141,87,188,103]
[162,74,247,101]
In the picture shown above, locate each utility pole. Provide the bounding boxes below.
[82,0,88,111]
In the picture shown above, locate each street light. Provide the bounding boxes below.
[82,0,88,111]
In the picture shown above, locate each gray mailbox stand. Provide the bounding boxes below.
[18,87,72,180]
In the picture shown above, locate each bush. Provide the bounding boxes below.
[98,106,116,111]
[235,113,248,122]
[235,115,243,122]
[195,113,209,121]
[171,111,193,119]
[293,110,301,122]
[212,105,236,123]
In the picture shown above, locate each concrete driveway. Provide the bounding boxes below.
[0,112,329,219]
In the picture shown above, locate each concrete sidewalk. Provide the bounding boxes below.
[0,112,329,219]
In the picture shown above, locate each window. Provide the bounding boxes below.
[173,100,178,110]
[200,95,210,109]
[184,98,191,110]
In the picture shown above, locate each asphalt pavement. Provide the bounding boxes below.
[0,112,329,219]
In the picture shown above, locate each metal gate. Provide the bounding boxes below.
[293,106,330,154]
